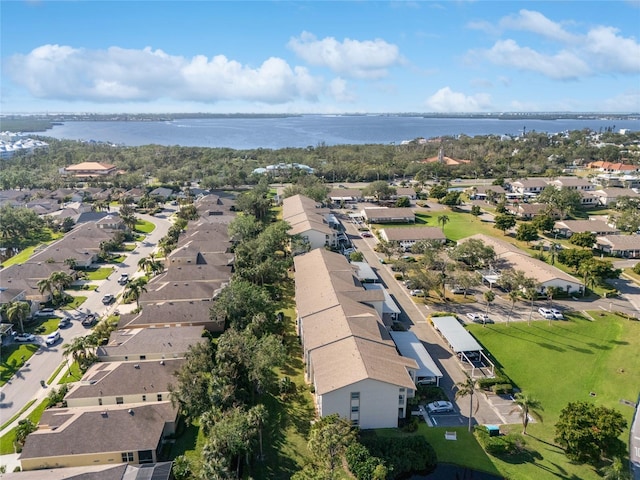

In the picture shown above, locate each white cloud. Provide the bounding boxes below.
[425,87,492,112]
[473,10,640,79]
[328,78,356,103]
[584,26,640,73]
[6,44,324,104]
[481,40,590,80]
[499,10,578,43]
[287,31,401,79]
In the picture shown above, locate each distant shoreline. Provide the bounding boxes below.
[2,112,638,134]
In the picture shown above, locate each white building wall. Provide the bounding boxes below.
[301,228,332,250]
[318,379,405,429]
[541,279,583,295]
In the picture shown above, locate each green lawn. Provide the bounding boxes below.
[83,267,114,280]
[466,312,640,479]
[0,400,48,455]
[134,219,155,233]
[59,361,83,384]
[0,343,40,387]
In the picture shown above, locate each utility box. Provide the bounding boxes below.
[486,425,500,437]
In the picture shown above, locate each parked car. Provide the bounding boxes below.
[360,232,373,238]
[118,273,129,285]
[81,314,97,327]
[551,308,564,320]
[410,289,425,297]
[14,333,36,342]
[538,307,555,319]
[34,308,56,318]
[102,294,115,305]
[426,401,454,413]
[466,312,491,323]
[58,318,71,328]
[45,330,60,345]
[449,285,465,294]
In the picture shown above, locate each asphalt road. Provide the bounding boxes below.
[0,210,173,427]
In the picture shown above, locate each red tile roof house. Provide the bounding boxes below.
[64,162,119,178]
[587,161,639,174]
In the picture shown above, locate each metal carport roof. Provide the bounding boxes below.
[431,316,483,352]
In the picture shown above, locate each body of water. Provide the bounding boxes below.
[31,115,640,150]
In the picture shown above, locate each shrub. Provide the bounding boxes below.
[402,416,420,433]
[474,426,526,457]
[492,383,513,394]
[416,385,447,403]
[477,375,511,390]
[394,273,403,280]
[361,434,436,479]
[633,263,640,274]
[346,442,386,480]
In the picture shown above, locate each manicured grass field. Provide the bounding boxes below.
[0,343,40,387]
[466,312,640,479]
[83,267,114,281]
[134,219,155,233]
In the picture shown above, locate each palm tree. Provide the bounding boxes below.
[509,393,543,435]
[506,290,519,326]
[37,277,55,303]
[601,457,631,480]
[483,290,495,325]
[125,278,148,309]
[6,301,30,333]
[453,374,479,432]
[248,403,268,461]
[549,242,560,265]
[437,214,450,233]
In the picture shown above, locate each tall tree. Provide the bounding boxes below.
[308,414,357,478]
[437,214,450,233]
[454,375,478,432]
[124,277,148,308]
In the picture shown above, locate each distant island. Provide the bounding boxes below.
[1,112,638,133]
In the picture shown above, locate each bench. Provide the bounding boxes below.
[445,431,457,440]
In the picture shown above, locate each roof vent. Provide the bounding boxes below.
[128,409,134,415]
[101,411,108,417]
[134,364,140,369]
[160,360,165,365]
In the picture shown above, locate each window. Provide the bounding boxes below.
[157,394,163,401]
[142,395,146,402]
[116,397,124,405]
[138,450,153,464]
[98,398,102,406]
[351,406,359,413]
[350,392,360,400]
[121,452,134,462]
[139,355,146,360]
[398,394,405,405]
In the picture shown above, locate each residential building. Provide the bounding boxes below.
[96,326,206,362]
[362,207,415,224]
[587,161,639,174]
[389,331,443,386]
[467,185,506,201]
[283,194,339,251]
[510,178,549,197]
[63,162,119,178]
[506,203,558,220]
[591,188,640,207]
[549,177,596,192]
[328,188,363,204]
[379,227,445,250]
[294,249,418,429]
[64,359,184,408]
[19,403,177,471]
[595,235,640,258]
[554,219,620,238]
[462,234,584,295]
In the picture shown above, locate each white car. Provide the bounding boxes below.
[34,308,56,318]
[426,401,454,413]
[410,289,424,297]
[14,333,36,342]
[45,330,60,346]
[551,309,564,320]
[538,307,555,319]
[466,312,490,323]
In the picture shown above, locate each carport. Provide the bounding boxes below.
[390,331,443,386]
[430,316,495,377]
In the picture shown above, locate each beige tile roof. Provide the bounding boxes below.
[96,326,206,359]
[65,162,116,171]
[596,235,640,250]
[295,249,417,394]
[464,234,582,286]
[311,336,417,394]
[554,219,619,234]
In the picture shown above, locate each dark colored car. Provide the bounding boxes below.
[58,318,71,328]
[82,314,97,327]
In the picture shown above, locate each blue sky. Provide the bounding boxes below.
[2,1,639,114]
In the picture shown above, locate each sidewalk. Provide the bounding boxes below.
[0,357,73,473]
